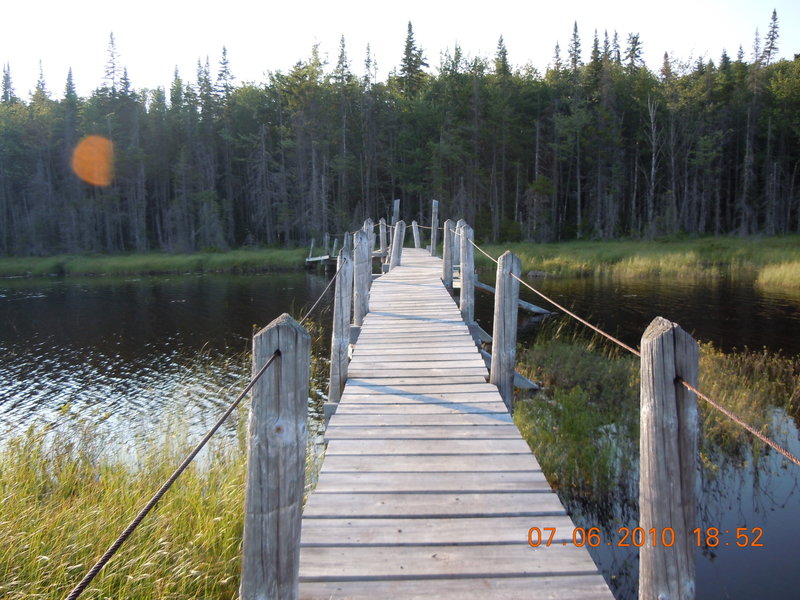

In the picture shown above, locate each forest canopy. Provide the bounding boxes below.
[0,12,798,256]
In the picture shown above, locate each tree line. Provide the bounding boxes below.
[0,13,798,256]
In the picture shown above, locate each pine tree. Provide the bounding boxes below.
[762,9,779,66]
[1,64,18,104]
[399,21,427,96]
[625,33,643,71]
[568,22,582,72]
[216,46,234,98]
[104,32,120,94]
[494,36,510,77]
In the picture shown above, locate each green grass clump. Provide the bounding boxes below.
[755,261,800,293]
[479,235,800,286]
[0,247,307,278]
[513,318,800,493]
[513,322,640,493]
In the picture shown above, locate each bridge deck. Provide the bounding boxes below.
[299,248,614,599]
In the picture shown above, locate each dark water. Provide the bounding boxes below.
[2,270,799,599]
[0,272,331,439]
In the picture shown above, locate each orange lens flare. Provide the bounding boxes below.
[71,135,114,186]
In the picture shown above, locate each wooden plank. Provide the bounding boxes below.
[324,425,524,440]
[301,515,577,545]
[324,438,533,455]
[302,491,567,519]
[330,403,509,415]
[318,453,538,473]
[299,543,601,578]
[312,470,551,493]
[300,574,613,600]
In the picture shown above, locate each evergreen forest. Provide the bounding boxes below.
[1,13,798,256]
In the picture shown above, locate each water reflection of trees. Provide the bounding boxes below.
[544,405,800,600]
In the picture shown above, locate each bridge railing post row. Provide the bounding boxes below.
[326,250,353,418]
[639,317,699,600]
[241,313,311,600]
[412,220,421,249]
[389,220,407,270]
[430,199,439,256]
[353,230,370,327]
[490,251,521,412]
[442,218,454,288]
[459,223,474,322]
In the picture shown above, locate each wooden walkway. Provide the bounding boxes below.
[299,248,614,599]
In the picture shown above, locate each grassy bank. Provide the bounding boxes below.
[0,247,308,278]
[513,321,800,493]
[479,235,800,290]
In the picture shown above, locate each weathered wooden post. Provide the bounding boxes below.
[327,251,353,413]
[331,237,339,258]
[490,251,521,412]
[454,218,465,268]
[389,220,406,270]
[353,230,370,327]
[442,219,454,289]
[307,238,315,260]
[391,199,400,228]
[323,232,330,254]
[342,231,353,259]
[363,218,375,254]
[639,317,699,600]
[379,218,387,258]
[430,199,439,256]
[412,220,421,248]
[459,223,475,323]
[241,313,310,600]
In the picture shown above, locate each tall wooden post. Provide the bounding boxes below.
[363,218,375,254]
[379,218,387,257]
[459,224,475,323]
[639,317,699,600]
[412,221,421,248]
[391,199,400,227]
[323,232,330,254]
[389,220,406,270]
[430,200,439,256]
[327,251,353,410]
[342,231,353,260]
[353,230,370,327]
[442,219,454,288]
[490,251,521,412]
[454,219,465,268]
[241,313,310,600]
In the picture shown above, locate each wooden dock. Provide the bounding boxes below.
[298,248,614,599]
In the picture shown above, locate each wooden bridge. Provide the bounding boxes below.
[297,248,614,599]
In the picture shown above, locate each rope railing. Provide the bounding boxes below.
[63,264,343,599]
[453,229,799,468]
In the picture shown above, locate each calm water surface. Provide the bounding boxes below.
[2,270,799,599]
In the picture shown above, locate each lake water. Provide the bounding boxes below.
[2,269,799,598]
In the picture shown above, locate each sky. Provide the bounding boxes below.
[2,0,798,99]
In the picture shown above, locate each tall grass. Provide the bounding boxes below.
[479,236,800,288]
[513,319,800,492]
[1,315,330,598]
[0,247,307,278]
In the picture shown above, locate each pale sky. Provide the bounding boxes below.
[3,0,798,98]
